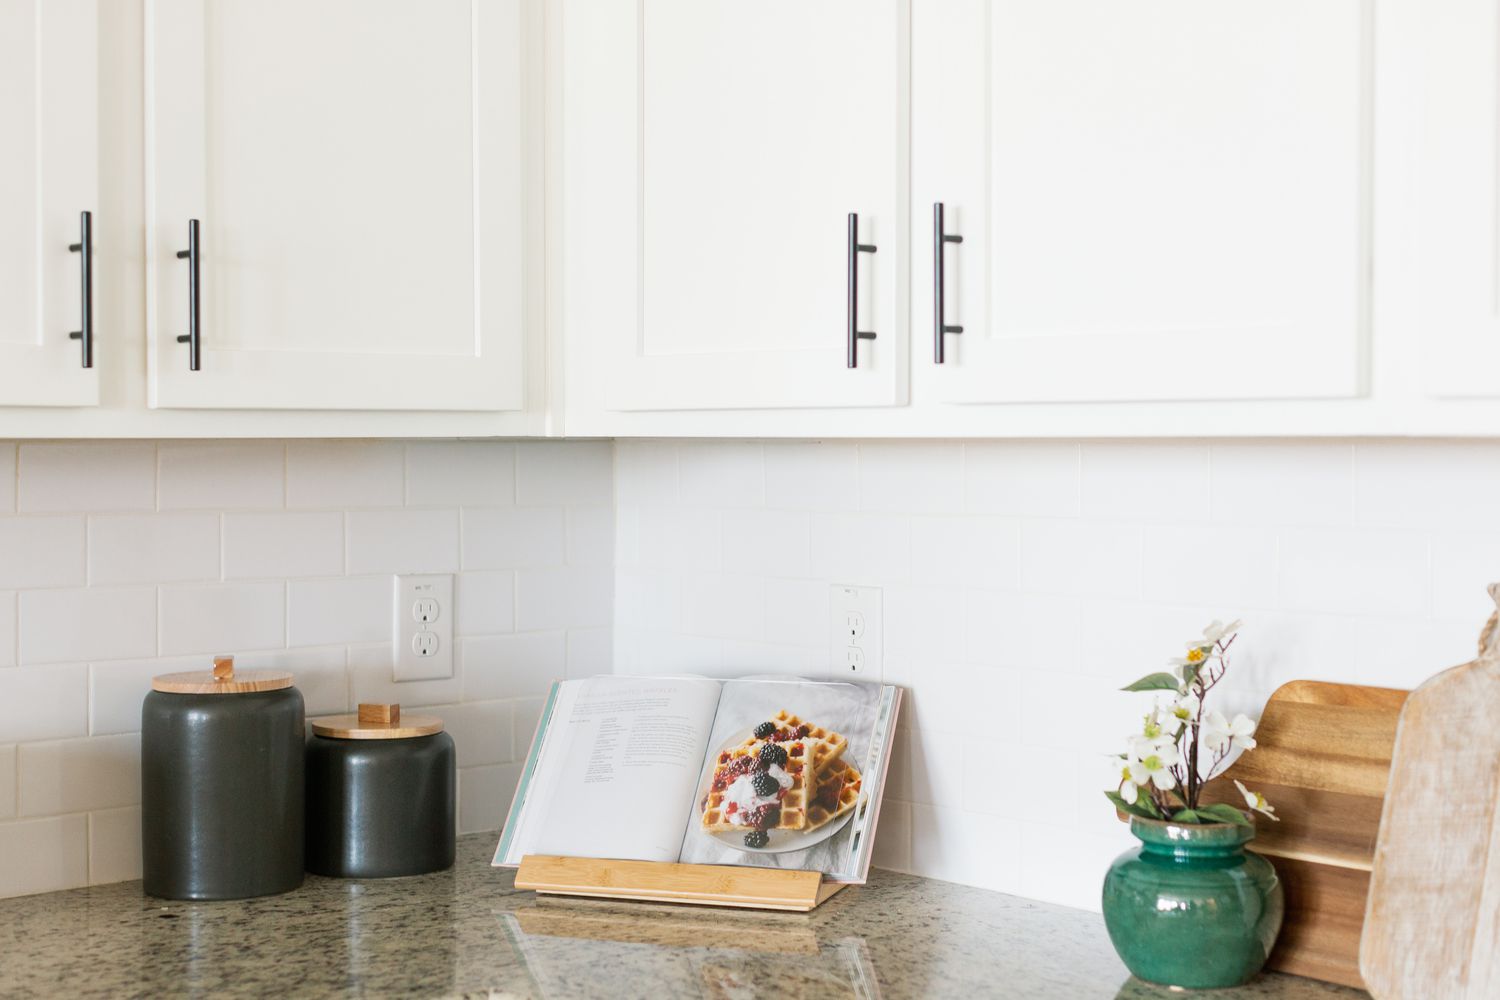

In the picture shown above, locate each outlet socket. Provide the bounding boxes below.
[394,573,453,681]
[829,584,882,680]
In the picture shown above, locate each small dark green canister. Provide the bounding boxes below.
[141,656,305,900]
[305,703,456,879]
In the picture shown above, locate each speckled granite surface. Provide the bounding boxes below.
[0,834,1366,999]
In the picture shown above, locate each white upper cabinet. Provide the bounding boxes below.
[145,0,534,411]
[565,0,909,411]
[914,0,1371,404]
[1412,0,1500,398]
[0,0,99,407]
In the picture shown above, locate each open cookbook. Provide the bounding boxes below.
[493,675,901,883]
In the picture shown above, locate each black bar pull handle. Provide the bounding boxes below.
[846,213,878,368]
[174,219,201,371]
[933,202,963,364]
[67,210,94,368]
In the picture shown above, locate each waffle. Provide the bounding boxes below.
[740,710,848,774]
[805,757,862,831]
[700,741,810,833]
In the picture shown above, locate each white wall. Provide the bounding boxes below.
[2,436,1492,910]
[614,439,1496,911]
[0,439,613,899]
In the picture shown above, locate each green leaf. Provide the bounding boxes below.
[1196,802,1252,827]
[1121,672,1182,693]
[1170,808,1201,824]
[1104,790,1161,820]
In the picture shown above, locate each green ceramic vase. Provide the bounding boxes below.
[1101,817,1283,990]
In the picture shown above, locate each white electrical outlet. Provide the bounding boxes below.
[829,584,882,680]
[394,574,454,681]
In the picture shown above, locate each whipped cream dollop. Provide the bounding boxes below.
[723,763,792,825]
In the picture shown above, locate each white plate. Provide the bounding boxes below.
[695,726,858,855]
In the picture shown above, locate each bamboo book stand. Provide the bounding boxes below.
[515,855,848,912]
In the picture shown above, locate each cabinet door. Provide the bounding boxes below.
[1414,0,1500,397]
[572,0,909,412]
[145,0,532,411]
[0,0,98,407]
[915,0,1369,403]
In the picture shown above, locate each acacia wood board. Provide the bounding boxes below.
[1200,679,1408,989]
[1361,598,1500,999]
[515,854,847,912]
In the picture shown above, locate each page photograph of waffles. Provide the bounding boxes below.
[682,679,889,874]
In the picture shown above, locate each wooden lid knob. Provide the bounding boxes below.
[358,703,400,725]
[213,656,234,683]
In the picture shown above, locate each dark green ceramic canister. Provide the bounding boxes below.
[1102,817,1284,990]
[305,703,456,879]
[141,657,305,900]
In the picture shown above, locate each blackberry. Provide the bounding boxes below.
[758,742,788,769]
[752,771,780,797]
[743,830,769,849]
[754,721,777,739]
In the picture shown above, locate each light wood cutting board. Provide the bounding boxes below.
[1201,679,1408,989]
[1361,585,1500,1000]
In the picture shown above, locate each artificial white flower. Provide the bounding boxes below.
[1197,619,1243,647]
[1234,779,1279,821]
[1168,646,1210,671]
[1163,692,1200,730]
[1203,711,1258,753]
[1127,743,1180,791]
[1118,766,1139,804]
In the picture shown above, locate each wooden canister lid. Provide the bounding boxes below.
[311,703,444,740]
[152,655,294,694]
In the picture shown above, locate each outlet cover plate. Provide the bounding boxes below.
[829,584,882,681]
[394,573,454,681]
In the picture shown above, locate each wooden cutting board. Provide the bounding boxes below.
[1361,586,1500,999]
[1200,679,1408,989]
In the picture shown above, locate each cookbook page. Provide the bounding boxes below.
[678,679,898,881]
[495,675,722,866]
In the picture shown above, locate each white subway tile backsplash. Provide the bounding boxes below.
[516,566,611,631]
[20,588,156,664]
[0,746,13,819]
[1019,520,1142,598]
[346,508,460,574]
[441,700,515,767]
[566,507,615,568]
[236,646,349,717]
[1140,523,1277,608]
[860,442,963,515]
[1278,527,1429,617]
[679,442,763,508]
[90,655,196,736]
[566,627,612,679]
[89,513,220,585]
[463,631,566,701]
[1081,443,1209,521]
[723,509,810,578]
[1355,442,1500,528]
[615,442,678,507]
[159,582,285,656]
[964,442,1079,517]
[406,442,515,507]
[18,733,140,816]
[517,441,612,507]
[1431,533,1500,623]
[224,511,344,579]
[764,441,858,512]
[0,443,15,512]
[0,592,12,668]
[764,579,827,647]
[911,516,1019,590]
[462,507,567,570]
[0,516,86,589]
[456,571,515,636]
[18,443,155,513]
[679,574,764,640]
[810,512,911,583]
[0,815,88,897]
[458,763,521,834]
[885,586,964,665]
[286,441,404,508]
[288,577,389,647]
[158,442,285,510]
[348,642,462,709]
[910,804,1021,895]
[1210,443,1353,525]
[89,806,143,884]
[638,506,719,572]
[870,800,911,872]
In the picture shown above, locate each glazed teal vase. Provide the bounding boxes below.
[1101,817,1283,990]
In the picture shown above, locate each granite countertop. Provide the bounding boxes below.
[0,834,1366,999]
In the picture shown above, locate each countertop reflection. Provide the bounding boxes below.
[0,834,1365,999]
